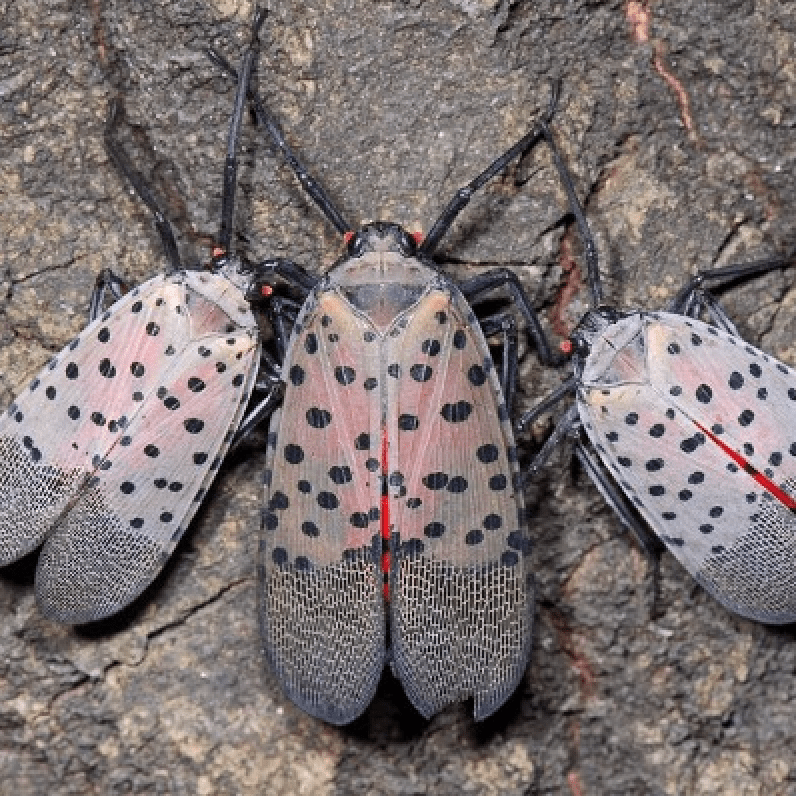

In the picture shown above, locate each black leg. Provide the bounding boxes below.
[104,100,182,273]
[419,85,560,256]
[251,257,318,292]
[524,404,580,482]
[257,347,282,383]
[419,82,602,313]
[536,118,602,306]
[667,254,794,315]
[230,382,285,449]
[477,311,518,411]
[206,48,352,237]
[682,289,740,334]
[254,372,281,391]
[573,442,664,619]
[515,376,576,433]
[217,9,266,255]
[459,268,562,366]
[265,295,302,363]
[249,257,313,369]
[88,268,129,322]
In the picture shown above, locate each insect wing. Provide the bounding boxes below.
[579,311,796,622]
[259,291,385,725]
[386,287,533,720]
[0,272,259,622]
[0,273,176,565]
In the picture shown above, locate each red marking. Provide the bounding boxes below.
[570,653,596,697]
[343,231,355,244]
[626,1,697,142]
[261,284,274,297]
[653,43,697,140]
[560,340,573,355]
[411,231,425,244]
[381,430,389,541]
[626,1,650,44]
[567,772,585,796]
[744,169,781,222]
[549,611,597,700]
[695,422,796,510]
[381,428,391,598]
[549,229,583,337]
[89,0,108,66]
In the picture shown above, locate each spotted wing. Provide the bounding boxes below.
[0,272,259,622]
[259,291,385,725]
[386,286,533,720]
[580,311,796,622]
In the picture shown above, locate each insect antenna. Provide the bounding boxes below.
[206,35,353,237]
[217,8,267,257]
[104,99,182,273]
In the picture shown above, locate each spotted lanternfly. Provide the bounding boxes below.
[520,227,796,623]
[204,35,595,720]
[0,12,281,623]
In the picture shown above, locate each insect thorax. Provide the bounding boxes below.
[326,250,441,333]
[574,309,648,389]
[185,261,258,333]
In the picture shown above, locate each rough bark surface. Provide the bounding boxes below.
[2,1,796,793]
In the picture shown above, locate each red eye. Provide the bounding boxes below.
[411,231,425,244]
[343,231,355,244]
[560,340,573,354]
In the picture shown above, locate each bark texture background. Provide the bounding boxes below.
[2,0,796,793]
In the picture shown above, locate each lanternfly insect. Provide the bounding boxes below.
[0,11,282,623]
[202,23,593,723]
[519,215,796,624]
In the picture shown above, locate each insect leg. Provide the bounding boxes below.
[230,381,285,448]
[218,8,267,255]
[104,99,182,274]
[258,347,282,383]
[535,115,601,306]
[573,442,664,619]
[478,311,518,410]
[252,257,319,292]
[667,254,795,316]
[206,48,352,237]
[525,403,579,481]
[421,83,601,309]
[515,376,576,433]
[681,289,740,335]
[419,84,560,257]
[87,268,129,322]
[460,268,562,366]
[266,294,302,363]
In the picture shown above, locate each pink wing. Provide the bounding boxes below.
[260,291,385,725]
[386,286,533,720]
[0,271,259,622]
[579,311,796,622]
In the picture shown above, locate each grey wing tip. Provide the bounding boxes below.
[35,512,167,624]
[258,561,386,724]
[274,671,382,726]
[395,647,530,723]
